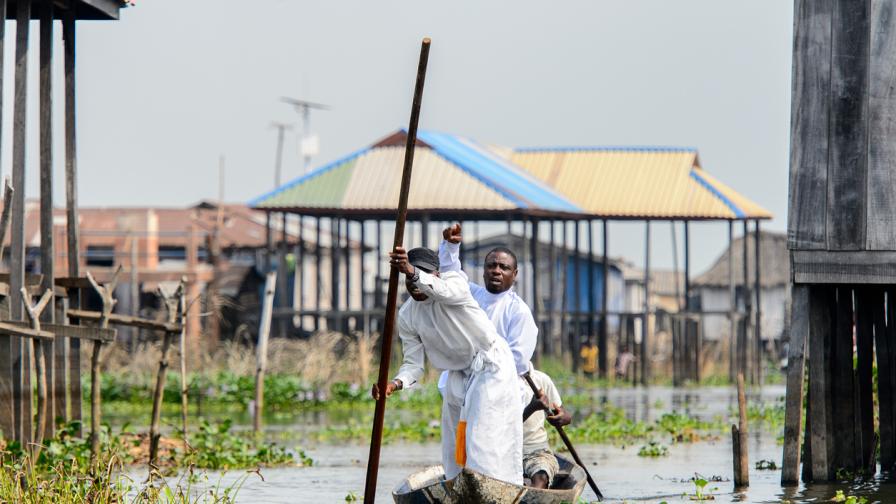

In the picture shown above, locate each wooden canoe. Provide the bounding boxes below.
[392,453,588,504]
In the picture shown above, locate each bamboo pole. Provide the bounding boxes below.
[254,271,277,433]
[364,38,431,504]
[733,372,749,487]
[178,277,189,447]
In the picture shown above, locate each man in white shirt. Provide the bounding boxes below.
[371,245,523,485]
[522,369,572,488]
[438,223,538,377]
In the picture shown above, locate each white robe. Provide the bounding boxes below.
[393,270,523,484]
[438,240,538,375]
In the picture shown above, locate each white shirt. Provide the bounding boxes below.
[394,270,499,389]
[522,369,563,454]
[439,240,538,375]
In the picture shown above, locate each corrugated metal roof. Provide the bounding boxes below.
[509,148,772,220]
[251,130,581,215]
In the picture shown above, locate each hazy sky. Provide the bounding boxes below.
[2,0,794,272]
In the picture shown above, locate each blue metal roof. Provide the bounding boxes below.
[415,130,582,213]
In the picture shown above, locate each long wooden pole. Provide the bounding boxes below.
[522,373,603,501]
[254,271,277,433]
[363,37,431,503]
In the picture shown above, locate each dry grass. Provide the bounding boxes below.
[88,331,383,387]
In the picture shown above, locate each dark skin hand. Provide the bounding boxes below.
[523,389,572,427]
[371,379,402,400]
[390,246,439,301]
[443,223,462,244]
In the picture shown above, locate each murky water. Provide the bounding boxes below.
[135,385,896,503]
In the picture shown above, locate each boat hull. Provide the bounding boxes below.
[392,454,587,504]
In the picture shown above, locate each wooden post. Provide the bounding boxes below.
[741,221,752,381]
[10,0,31,444]
[21,288,53,453]
[780,284,810,485]
[149,281,184,467]
[292,214,305,332]
[548,220,557,356]
[63,5,82,435]
[641,221,651,385]
[254,271,276,433]
[315,217,322,331]
[530,218,540,364]
[278,212,288,337]
[855,287,876,474]
[365,38,430,503]
[177,277,189,447]
[808,285,834,481]
[732,373,749,487]
[559,221,569,360]
[0,178,13,440]
[873,286,893,470]
[572,220,580,372]
[883,287,896,473]
[832,286,856,474]
[728,221,736,383]
[753,220,762,385]
[87,267,121,461]
[39,0,56,439]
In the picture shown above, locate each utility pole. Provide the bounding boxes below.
[270,122,292,188]
[280,97,330,174]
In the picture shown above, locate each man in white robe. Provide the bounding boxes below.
[372,245,523,484]
[437,224,538,395]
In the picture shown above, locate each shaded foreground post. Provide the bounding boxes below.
[364,37,431,504]
[732,373,749,487]
[87,267,121,461]
[149,281,185,467]
[254,271,277,433]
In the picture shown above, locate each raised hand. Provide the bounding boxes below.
[442,222,462,244]
[389,246,416,276]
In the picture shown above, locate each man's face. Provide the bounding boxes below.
[483,251,517,294]
[406,268,438,301]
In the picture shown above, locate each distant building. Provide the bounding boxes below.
[692,231,789,342]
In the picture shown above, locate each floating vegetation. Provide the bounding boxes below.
[637,441,669,457]
[755,459,778,470]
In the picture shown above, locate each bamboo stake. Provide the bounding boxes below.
[254,271,277,433]
[86,266,121,462]
[363,37,431,504]
[733,372,749,487]
[178,277,189,448]
[148,281,184,467]
[21,287,53,454]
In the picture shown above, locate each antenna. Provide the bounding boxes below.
[280,96,331,174]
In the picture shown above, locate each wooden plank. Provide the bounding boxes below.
[788,0,833,250]
[866,0,896,249]
[875,285,894,471]
[10,0,30,443]
[65,309,181,333]
[63,6,81,435]
[855,287,877,474]
[641,221,650,385]
[886,287,896,472]
[831,286,856,473]
[808,285,834,480]
[793,250,896,283]
[0,322,53,340]
[826,0,870,250]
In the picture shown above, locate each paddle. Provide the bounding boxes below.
[363,37,432,504]
[523,372,604,501]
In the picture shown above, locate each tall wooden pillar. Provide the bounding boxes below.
[10,0,32,443]
[0,0,11,441]
[315,217,322,331]
[641,220,651,385]
[600,219,609,377]
[63,6,81,433]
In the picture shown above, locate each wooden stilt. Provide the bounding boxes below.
[832,286,856,474]
[855,287,877,474]
[808,285,834,481]
[874,286,893,471]
[784,284,811,485]
[63,6,82,435]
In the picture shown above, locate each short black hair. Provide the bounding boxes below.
[484,247,518,269]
